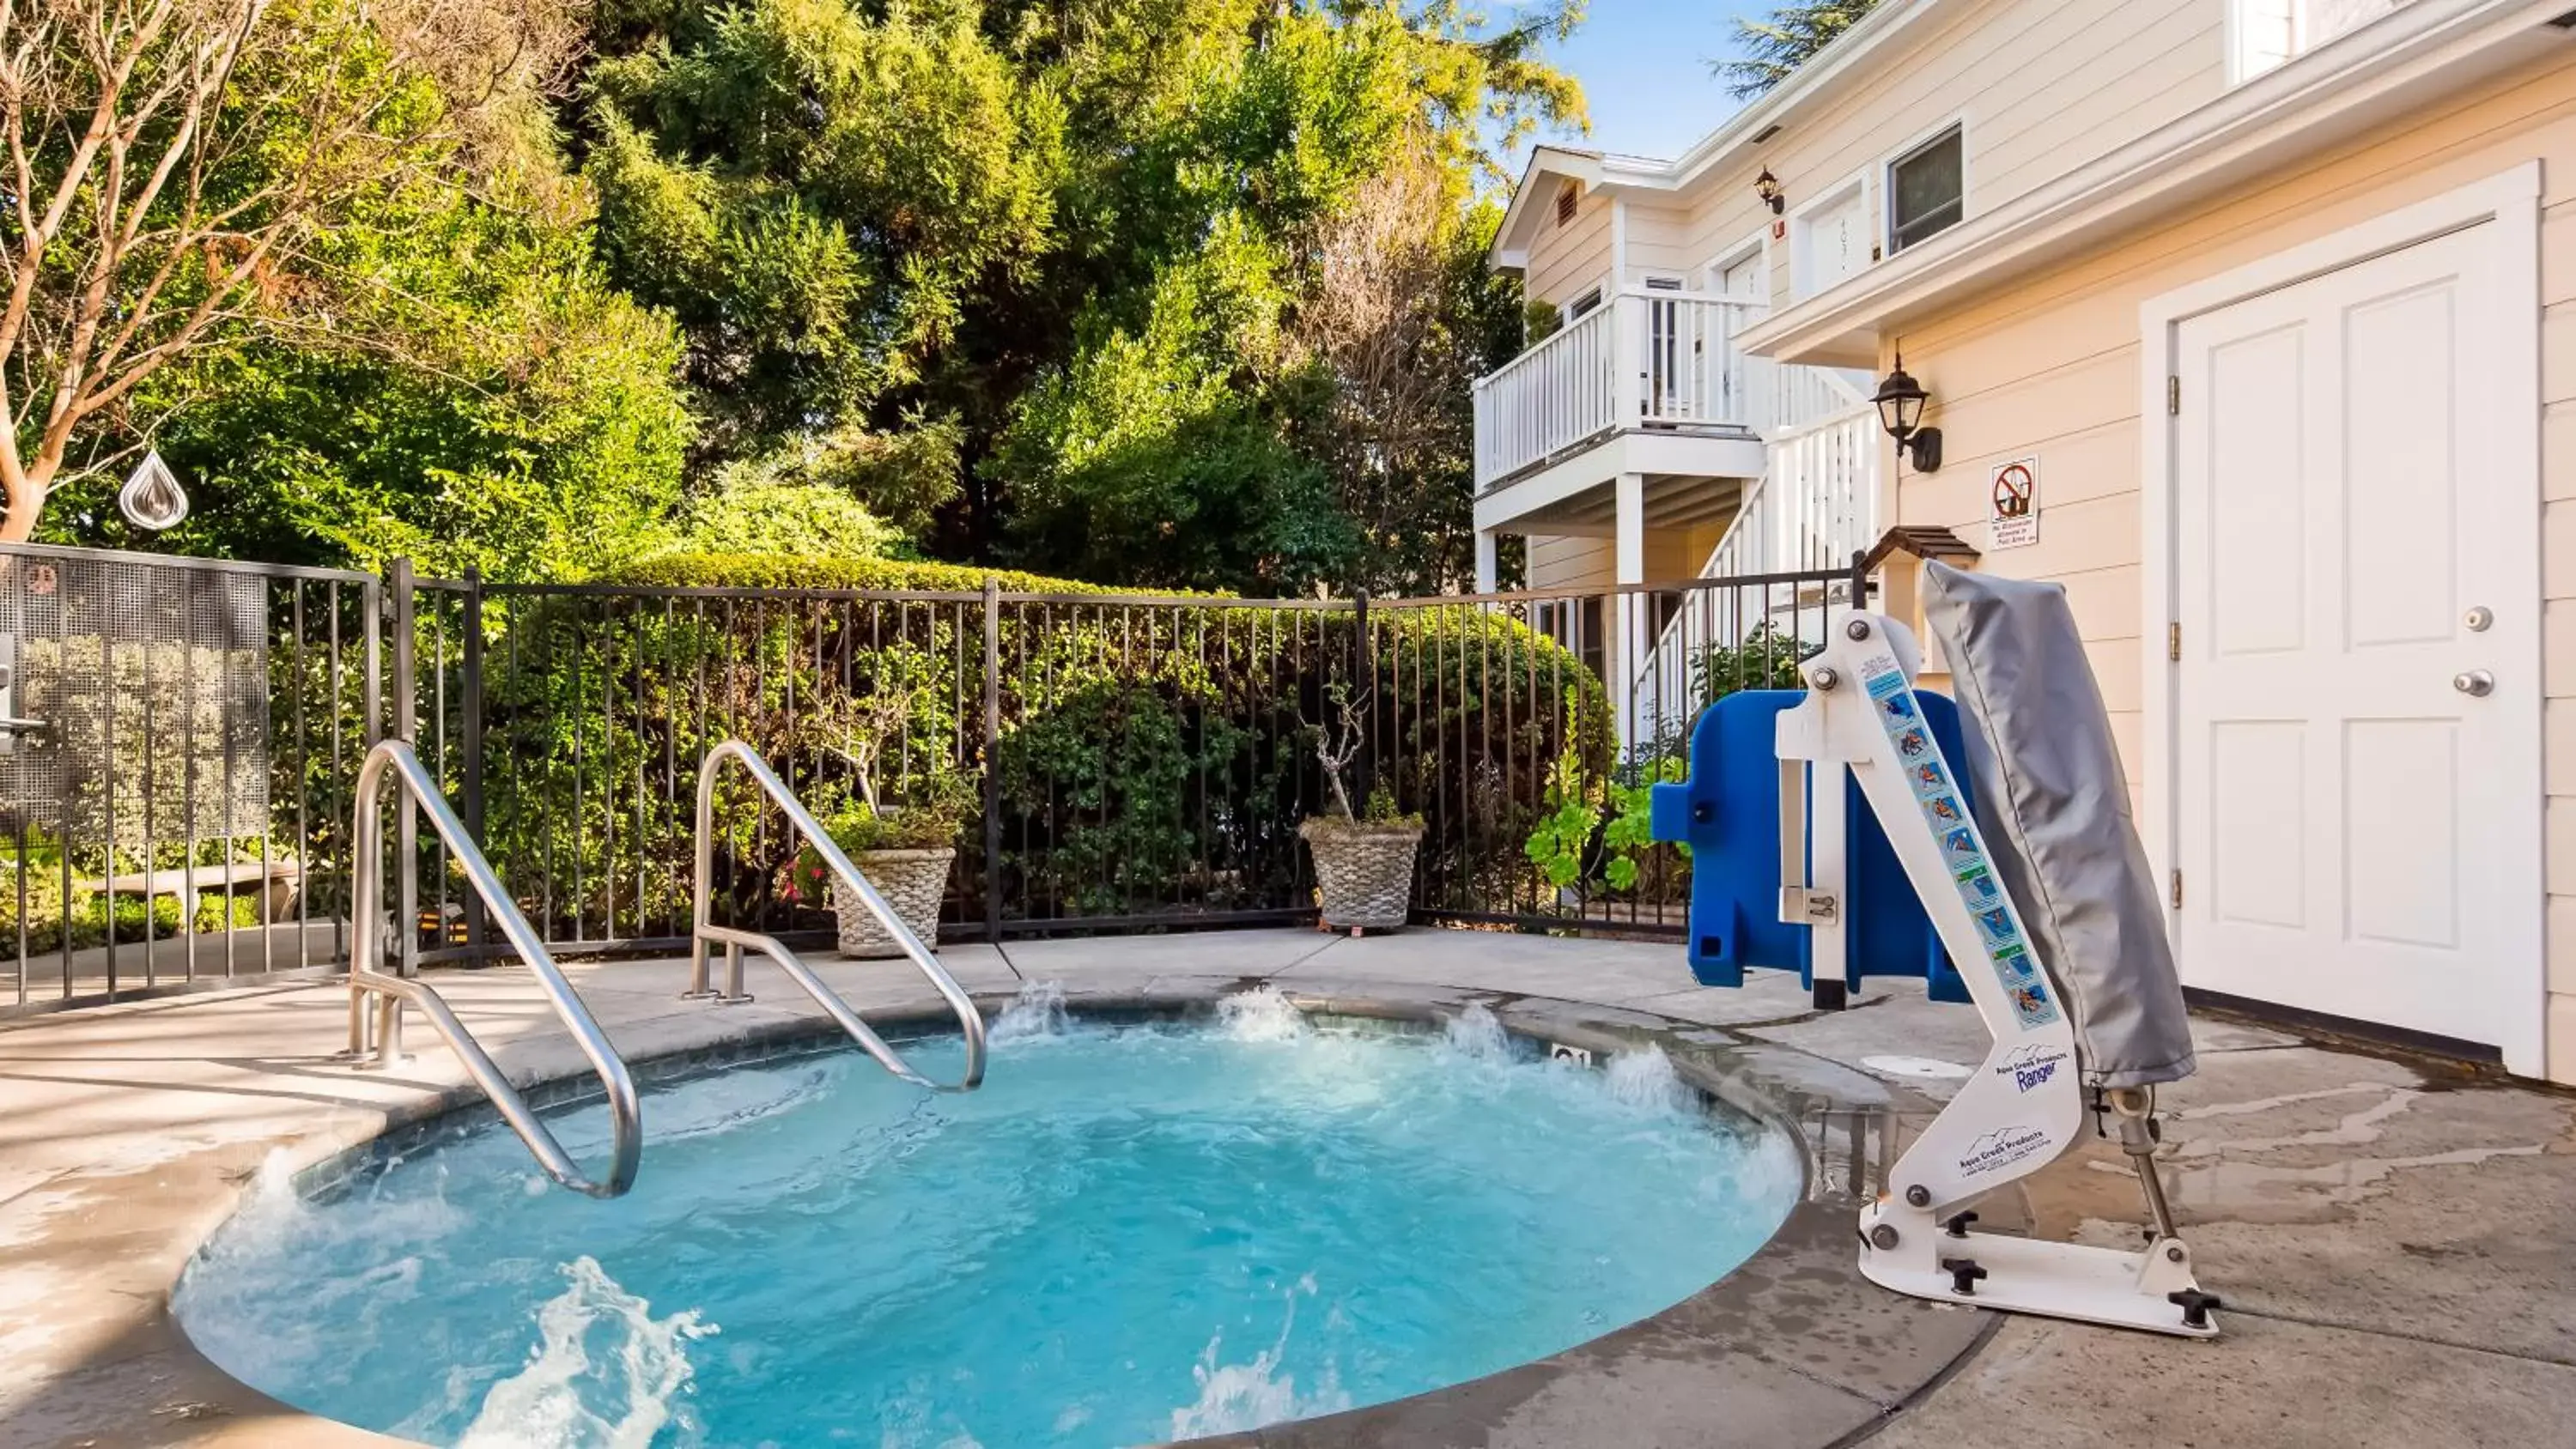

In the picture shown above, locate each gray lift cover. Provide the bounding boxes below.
[1921,561,2196,1088]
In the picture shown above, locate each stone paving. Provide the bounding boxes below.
[1,928,2571,1448]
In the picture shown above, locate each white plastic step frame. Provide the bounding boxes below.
[1776,613,2217,1338]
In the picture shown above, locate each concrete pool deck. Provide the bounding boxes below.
[2,928,2572,1448]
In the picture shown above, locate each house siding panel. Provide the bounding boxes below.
[1524,186,1613,312]
[1627,203,1696,281]
[1528,535,1614,591]
[1675,0,2227,288]
[1880,51,2576,1081]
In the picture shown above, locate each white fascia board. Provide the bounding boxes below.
[1735,0,2573,363]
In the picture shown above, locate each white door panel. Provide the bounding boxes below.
[1799,185,1869,297]
[2172,223,2530,1049]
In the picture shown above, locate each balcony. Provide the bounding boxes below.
[1472,290,1777,493]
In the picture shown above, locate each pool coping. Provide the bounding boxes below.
[29,973,2003,1449]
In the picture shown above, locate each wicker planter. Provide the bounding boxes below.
[829,847,955,958]
[1300,819,1424,932]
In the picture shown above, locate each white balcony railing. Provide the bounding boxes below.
[1473,291,1767,489]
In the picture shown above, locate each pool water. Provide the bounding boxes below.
[178,990,1801,1449]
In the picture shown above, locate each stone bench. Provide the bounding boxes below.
[86,861,303,924]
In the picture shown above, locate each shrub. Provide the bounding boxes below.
[460,555,1609,937]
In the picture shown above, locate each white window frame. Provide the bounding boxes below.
[1562,276,1609,325]
[1789,167,1874,300]
[1882,116,1968,257]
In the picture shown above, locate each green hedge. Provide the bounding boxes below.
[609,551,1201,597]
[463,555,1610,937]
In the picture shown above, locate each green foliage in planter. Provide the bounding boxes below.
[787,772,975,908]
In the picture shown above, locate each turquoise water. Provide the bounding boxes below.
[177,990,1801,1448]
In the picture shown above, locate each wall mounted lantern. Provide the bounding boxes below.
[1872,356,1942,472]
[1753,168,1785,215]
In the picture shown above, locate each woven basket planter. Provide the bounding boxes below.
[1300,819,1423,932]
[829,847,955,958]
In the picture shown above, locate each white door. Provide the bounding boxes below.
[1714,249,1767,301]
[1798,185,1869,297]
[2172,223,2537,1052]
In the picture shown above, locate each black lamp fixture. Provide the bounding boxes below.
[1753,167,1785,215]
[1872,353,1942,472]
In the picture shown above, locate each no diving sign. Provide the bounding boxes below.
[1990,458,2039,550]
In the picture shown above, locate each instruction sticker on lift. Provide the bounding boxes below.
[1860,654,2063,1031]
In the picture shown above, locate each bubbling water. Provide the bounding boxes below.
[988,980,1070,1045]
[1441,1003,1512,1062]
[1603,1044,1698,1116]
[453,1258,714,1449]
[178,1009,1801,1449]
[1214,985,1306,1041]
[1167,1276,1350,1440]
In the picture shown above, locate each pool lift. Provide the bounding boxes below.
[342,736,985,1201]
[1653,562,2217,1338]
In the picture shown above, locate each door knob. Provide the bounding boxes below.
[2454,670,2495,697]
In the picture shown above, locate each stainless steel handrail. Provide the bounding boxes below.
[688,739,987,1092]
[346,739,642,1198]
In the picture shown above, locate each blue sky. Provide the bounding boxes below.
[1514,2,1768,167]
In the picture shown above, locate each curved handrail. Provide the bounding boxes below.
[690,740,987,1092]
[347,740,641,1198]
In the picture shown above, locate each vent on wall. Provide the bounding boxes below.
[1555,182,1579,227]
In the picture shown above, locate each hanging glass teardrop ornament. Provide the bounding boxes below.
[118,449,188,531]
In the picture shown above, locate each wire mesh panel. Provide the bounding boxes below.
[0,544,379,1012]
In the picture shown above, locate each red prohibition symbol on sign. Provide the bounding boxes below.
[1992,463,2035,520]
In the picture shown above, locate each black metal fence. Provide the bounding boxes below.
[0,542,1864,1012]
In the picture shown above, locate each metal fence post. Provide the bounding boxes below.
[981,577,1003,944]
[461,566,487,952]
[1850,548,1871,617]
[1352,591,1374,798]
[389,558,416,979]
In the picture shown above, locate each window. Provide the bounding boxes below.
[1564,285,1604,323]
[1887,126,1964,254]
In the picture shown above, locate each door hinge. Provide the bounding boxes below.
[2167,375,2181,415]
[2171,869,2184,909]
[2168,621,2182,662]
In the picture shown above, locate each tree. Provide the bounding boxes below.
[0,0,584,539]
[580,0,1586,587]
[1284,149,1530,592]
[1716,0,1882,100]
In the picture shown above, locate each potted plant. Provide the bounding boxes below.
[794,772,973,957]
[1298,682,1424,935]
